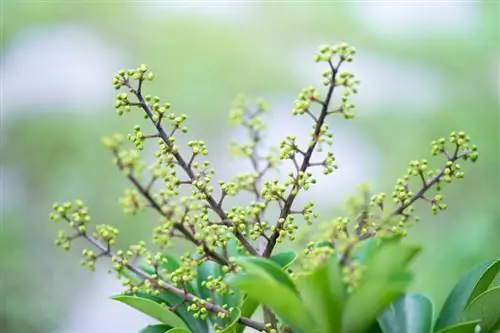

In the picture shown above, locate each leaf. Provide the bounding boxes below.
[342,241,420,333]
[435,259,499,330]
[235,297,259,333]
[353,238,378,263]
[112,295,188,329]
[166,328,191,333]
[270,251,298,269]
[434,320,481,333]
[377,293,433,333]
[469,259,500,304]
[139,324,172,333]
[123,292,208,333]
[218,308,241,333]
[296,255,345,333]
[227,274,314,332]
[462,286,500,331]
[233,257,296,292]
[197,261,225,303]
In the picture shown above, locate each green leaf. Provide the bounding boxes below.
[342,241,420,333]
[296,255,345,333]
[112,295,188,329]
[235,297,259,333]
[218,308,241,333]
[123,291,208,333]
[233,257,296,292]
[227,274,314,332]
[270,251,298,269]
[434,320,481,333]
[139,324,172,333]
[462,286,500,331]
[166,328,191,333]
[377,293,433,333]
[435,259,499,330]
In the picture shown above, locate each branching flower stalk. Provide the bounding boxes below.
[50,43,479,333]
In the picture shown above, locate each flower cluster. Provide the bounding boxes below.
[50,43,479,333]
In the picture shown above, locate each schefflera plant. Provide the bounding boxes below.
[49,42,495,333]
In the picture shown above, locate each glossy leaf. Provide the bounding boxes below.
[139,324,172,333]
[227,274,314,332]
[377,293,433,333]
[112,295,188,329]
[468,259,500,304]
[296,255,345,333]
[434,320,481,333]
[125,291,208,333]
[342,241,420,333]
[166,328,192,333]
[462,286,500,331]
[233,256,296,292]
[270,251,298,269]
[435,259,498,330]
[235,297,259,333]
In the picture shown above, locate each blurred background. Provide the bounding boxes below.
[1,1,499,332]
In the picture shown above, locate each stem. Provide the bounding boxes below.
[80,231,266,332]
[127,83,259,256]
[263,59,341,257]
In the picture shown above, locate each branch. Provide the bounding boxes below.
[263,59,342,257]
[79,230,266,332]
[125,81,259,256]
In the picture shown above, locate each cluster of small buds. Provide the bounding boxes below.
[313,42,356,64]
[342,260,364,293]
[219,180,239,196]
[229,141,254,158]
[202,224,232,251]
[166,113,188,132]
[339,90,356,119]
[119,188,145,215]
[335,71,360,94]
[228,94,246,125]
[263,323,278,333]
[301,241,335,271]
[292,86,320,115]
[285,171,316,192]
[273,215,299,242]
[50,200,91,231]
[169,253,199,286]
[115,92,132,116]
[370,193,386,211]
[201,275,230,297]
[431,194,447,215]
[431,131,478,162]
[158,137,179,162]
[80,249,98,271]
[261,180,287,202]
[112,64,154,90]
[114,149,144,176]
[249,221,268,241]
[322,152,337,174]
[144,95,173,124]
[101,134,124,150]
[301,201,318,225]
[309,123,333,150]
[187,297,209,320]
[128,125,145,150]
[93,224,119,245]
[278,135,299,160]
[152,220,177,248]
[188,140,209,157]
[54,230,72,250]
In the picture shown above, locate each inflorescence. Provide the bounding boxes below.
[50,43,478,332]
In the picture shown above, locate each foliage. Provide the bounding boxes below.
[49,43,495,333]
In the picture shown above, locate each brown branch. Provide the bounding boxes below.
[79,230,266,332]
[125,81,259,257]
[263,59,342,257]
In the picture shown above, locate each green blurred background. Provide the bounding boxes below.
[1,1,499,333]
